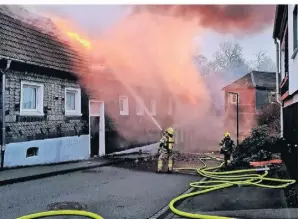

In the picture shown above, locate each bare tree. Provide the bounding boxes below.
[214,41,248,71]
[194,54,217,76]
[250,51,276,72]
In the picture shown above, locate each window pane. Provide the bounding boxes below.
[22,86,37,109]
[119,98,124,111]
[66,92,76,110]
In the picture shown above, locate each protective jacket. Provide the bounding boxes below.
[219,137,234,154]
[158,133,174,154]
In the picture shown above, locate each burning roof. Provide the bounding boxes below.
[0,6,88,74]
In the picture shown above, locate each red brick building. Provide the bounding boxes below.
[222,71,277,141]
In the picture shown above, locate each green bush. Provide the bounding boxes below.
[232,125,281,167]
[257,102,280,135]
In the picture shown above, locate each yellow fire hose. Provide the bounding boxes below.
[16,154,296,219]
[170,155,296,219]
[16,210,103,219]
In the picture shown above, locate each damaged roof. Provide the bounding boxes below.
[0,7,88,74]
[222,70,277,90]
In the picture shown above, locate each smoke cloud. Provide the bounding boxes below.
[133,5,276,34]
[5,5,275,152]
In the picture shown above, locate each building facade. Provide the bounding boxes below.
[273,4,298,179]
[222,71,277,141]
[0,8,182,167]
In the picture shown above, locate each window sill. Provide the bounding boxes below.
[65,112,82,117]
[120,112,129,116]
[20,111,44,117]
[291,48,298,59]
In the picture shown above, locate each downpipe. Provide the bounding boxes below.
[0,59,11,170]
[274,38,283,138]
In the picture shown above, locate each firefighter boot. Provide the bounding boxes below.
[157,158,163,173]
[167,157,173,174]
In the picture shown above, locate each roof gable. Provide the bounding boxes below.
[222,70,276,90]
[0,8,88,74]
[221,73,254,90]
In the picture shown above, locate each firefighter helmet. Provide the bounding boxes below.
[224,132,230,137]
[166,127,174,135]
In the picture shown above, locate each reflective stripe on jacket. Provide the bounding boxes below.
[159,135,174,150]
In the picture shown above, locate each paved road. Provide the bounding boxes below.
[1,165,199,219]
[167,185,297,219]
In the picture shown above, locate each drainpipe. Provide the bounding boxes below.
[274,39,283,138]
[0,59,11,169]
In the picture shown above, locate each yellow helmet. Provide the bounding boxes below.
[224,132,230,137]
[166,127,174,135]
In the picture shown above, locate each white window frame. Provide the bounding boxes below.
[136,100,144,116]
[150,100,157,116]
[229,93,240,104]
[119,96,129,116]
[20,81,44,116]
[65,87,82,116]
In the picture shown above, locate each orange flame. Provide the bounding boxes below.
[67,32,91,49]
[45,14,92,51]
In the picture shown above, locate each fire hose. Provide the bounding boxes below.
[16,154,296,219]
[16,210,103,219]
[170,154,296,219]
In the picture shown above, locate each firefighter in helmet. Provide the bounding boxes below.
[219,132,235,168]
[157,127,175,173]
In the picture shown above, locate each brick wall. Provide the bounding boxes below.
[0,65,175,152]
[0,69,88,144]
[224,87,257,138]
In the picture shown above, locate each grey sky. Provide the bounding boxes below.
[26,5,276,62]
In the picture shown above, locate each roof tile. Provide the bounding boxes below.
[0,9,88,74]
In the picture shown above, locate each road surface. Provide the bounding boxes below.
[1,165,199,219]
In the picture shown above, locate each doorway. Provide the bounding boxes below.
[89,100,105,157]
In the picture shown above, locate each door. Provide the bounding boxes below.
[90,116,100,157]
[89,101,105,157]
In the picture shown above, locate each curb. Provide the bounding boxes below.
[149,175,210,219]
[0,159,126,187]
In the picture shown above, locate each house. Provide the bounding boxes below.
[273,4,298,179]
[222,70,277,141]
[0,8,176,168]
[0,8,91,168]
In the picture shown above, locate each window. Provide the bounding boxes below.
[284,27,289,76]
[65,88,82,116]
[228,93,239,104]
[168,98,173,115]
[293,5,298,52]
[268,91,277,103]
[136,100,144,116]
[26,147,39,157]
[119,96,129,115]
[149,100,156,116]
[20,81,44,116]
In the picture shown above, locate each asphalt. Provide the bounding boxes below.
[165,177,298,219]
[0,165,200,219]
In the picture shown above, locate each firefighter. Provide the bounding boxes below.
[219,132,235,168]
[157,127,175,173]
